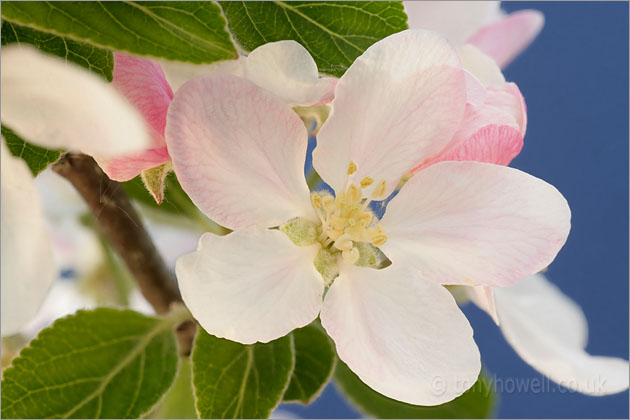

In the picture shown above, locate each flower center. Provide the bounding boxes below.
[311,161,388,264]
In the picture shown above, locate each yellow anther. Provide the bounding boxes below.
[371,179,387,199]
[360,176,374,188]
[357,212,373,226]
[334,234,354,252]
[322,194,335,211]
[347,160,358,175]
[311,193,322,209]
[367,225,384,236]
[342,247,360,264]
[330,215,346,230]
[371,234,388,247]
[347,184,362,203]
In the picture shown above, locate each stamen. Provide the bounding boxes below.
[333,234,353,252]
[372,179,387,199]
[347,185,362,203]
[360,176,374,188]
[371,234,388,247]
[308,167,389,270]
[342,247,360,264]
[311,193,322,209]
[322,194,335,212]
[347,161,358,175]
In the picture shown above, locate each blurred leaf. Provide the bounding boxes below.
[2,1,237,63]
[1,125,61,176]
[1,308,181,419]
[334,361,496,419]
[219,1,408,77]
[123,173,227,234]
[1,20,113,81]
[152,357,197,419]
[283,324,336,404]
[192,328,294,419]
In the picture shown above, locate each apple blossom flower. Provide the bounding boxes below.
[0,45,150,336]
[467,275,630,395]
[97,40,337,198]
[167,29,570,405]
[404,1,545,68]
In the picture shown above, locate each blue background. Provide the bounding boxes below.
[282,2,629,418]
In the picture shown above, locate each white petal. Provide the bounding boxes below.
[165,74,314,230]
[313,30,466,197]
[239,40,336,107]
[494,274,629,395]
[404,1,502,45]
[176,228,324,344]
[1,45,150,157]
[380,161,571,287]
[160,41,335,107]
[458,44,505,87]
[321,262,480,405]
[1,141,55,336]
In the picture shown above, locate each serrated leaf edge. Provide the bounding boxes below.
[1,308,182,419]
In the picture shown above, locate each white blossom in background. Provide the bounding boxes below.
[404,1,544,68]
[0,45,151,336]
[467,275,630,395]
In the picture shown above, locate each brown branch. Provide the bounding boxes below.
[53,153,195,355]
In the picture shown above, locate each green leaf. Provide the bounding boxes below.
[1,308,183,419]
[151,357,198,419]
[219,1,408,77]
[1,125,61,176]
[1,20,113,81]
[334,361,497,419]
[283,324,336,404]
[192,329,295,419]
[2,1,237,64]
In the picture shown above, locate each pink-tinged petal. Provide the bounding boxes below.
[426,124,523,168]
[494,274,629,395]
[380,161,571,287]
[404,1,502,45]
[95,146,170,182]
[415,82,526,171]
[313,30,467,197]
[1,45,150,157]
[468,10,545,69]
[165,74,314,230]
[464,70,486,106]
[321,262,480,405]
[176,228,324,344]
[239,40,337,107]
[113,53,173,140]
[1,140,55,336]
[467,286,499,324]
